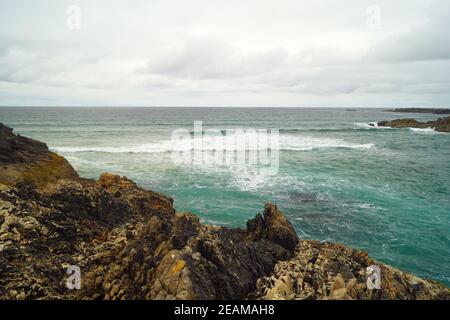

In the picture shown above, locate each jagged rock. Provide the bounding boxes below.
[247,203,299,251]
[3,173,446,300]
[253,240,450,300]
[0,172,298,299]
[377,116,450,132]
[264,276,293,300]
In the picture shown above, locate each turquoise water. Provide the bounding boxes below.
[1,107,449,286]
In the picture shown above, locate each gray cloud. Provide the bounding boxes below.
[368,3,450,62]
[144,38,289,79]
[0,0,449,107]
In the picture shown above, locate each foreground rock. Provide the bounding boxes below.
[0,176,298,299]
[376,116,450,132]
[253,241,448,300]
[0,123,449,300]
[0,123,78,188]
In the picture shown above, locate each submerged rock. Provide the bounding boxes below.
[0,123,448,300]
[377,116,450,132]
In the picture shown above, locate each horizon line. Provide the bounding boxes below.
[1,105,447,109]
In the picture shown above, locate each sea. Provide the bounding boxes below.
[0,107,449,286]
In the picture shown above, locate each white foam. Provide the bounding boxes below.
[354,123,373,129]
[52,133,374,154]
[409,127,436,134]
[52,141,174,154]
[354,122,392,129]
[228,173,307,192]
[280,135,374,151]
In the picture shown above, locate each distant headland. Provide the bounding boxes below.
[385,108,450,115]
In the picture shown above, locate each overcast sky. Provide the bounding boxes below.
[0,0,449,107]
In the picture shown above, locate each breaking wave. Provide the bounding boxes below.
[52,133,374,154]
[409,127,436,134]
[354,122,392,129]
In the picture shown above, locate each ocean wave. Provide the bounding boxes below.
[354,122,392,129]
[52,144,171,154]
[52,134,374,154]
[280,136,374,151]
[355,123,444,134]
[409,127,436,134]
[280,127,374,133]
[228,173,308,192]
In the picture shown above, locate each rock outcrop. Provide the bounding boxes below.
[376,116,450,132]
[0,175,298,300]
[0,123,78,188]
[253,241,449,300]
[0,123,449,300]
[387,108,450,115]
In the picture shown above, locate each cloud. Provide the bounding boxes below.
[144,38,289,79]
[368,1,450,62]
[0,0,449,107]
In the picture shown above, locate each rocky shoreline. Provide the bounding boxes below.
[374,116,450,133]
[0,123,449,300]
[386,108,450,115]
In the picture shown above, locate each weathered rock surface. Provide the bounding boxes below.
[376,116,450,132]
[253,241,449,300]
[0,176,297,300]
[0,123,449,300]
[0,123,78,188]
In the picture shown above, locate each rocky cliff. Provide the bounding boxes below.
[0,123,448,300]
[0,123,78,188]
[377,116,450,132]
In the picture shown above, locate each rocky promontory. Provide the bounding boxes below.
[386,108,450,115]
[0,123,448,300]
[376,116,450,132]
[0,124,78,188]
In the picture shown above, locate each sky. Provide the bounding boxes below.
[0,0,449,107]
